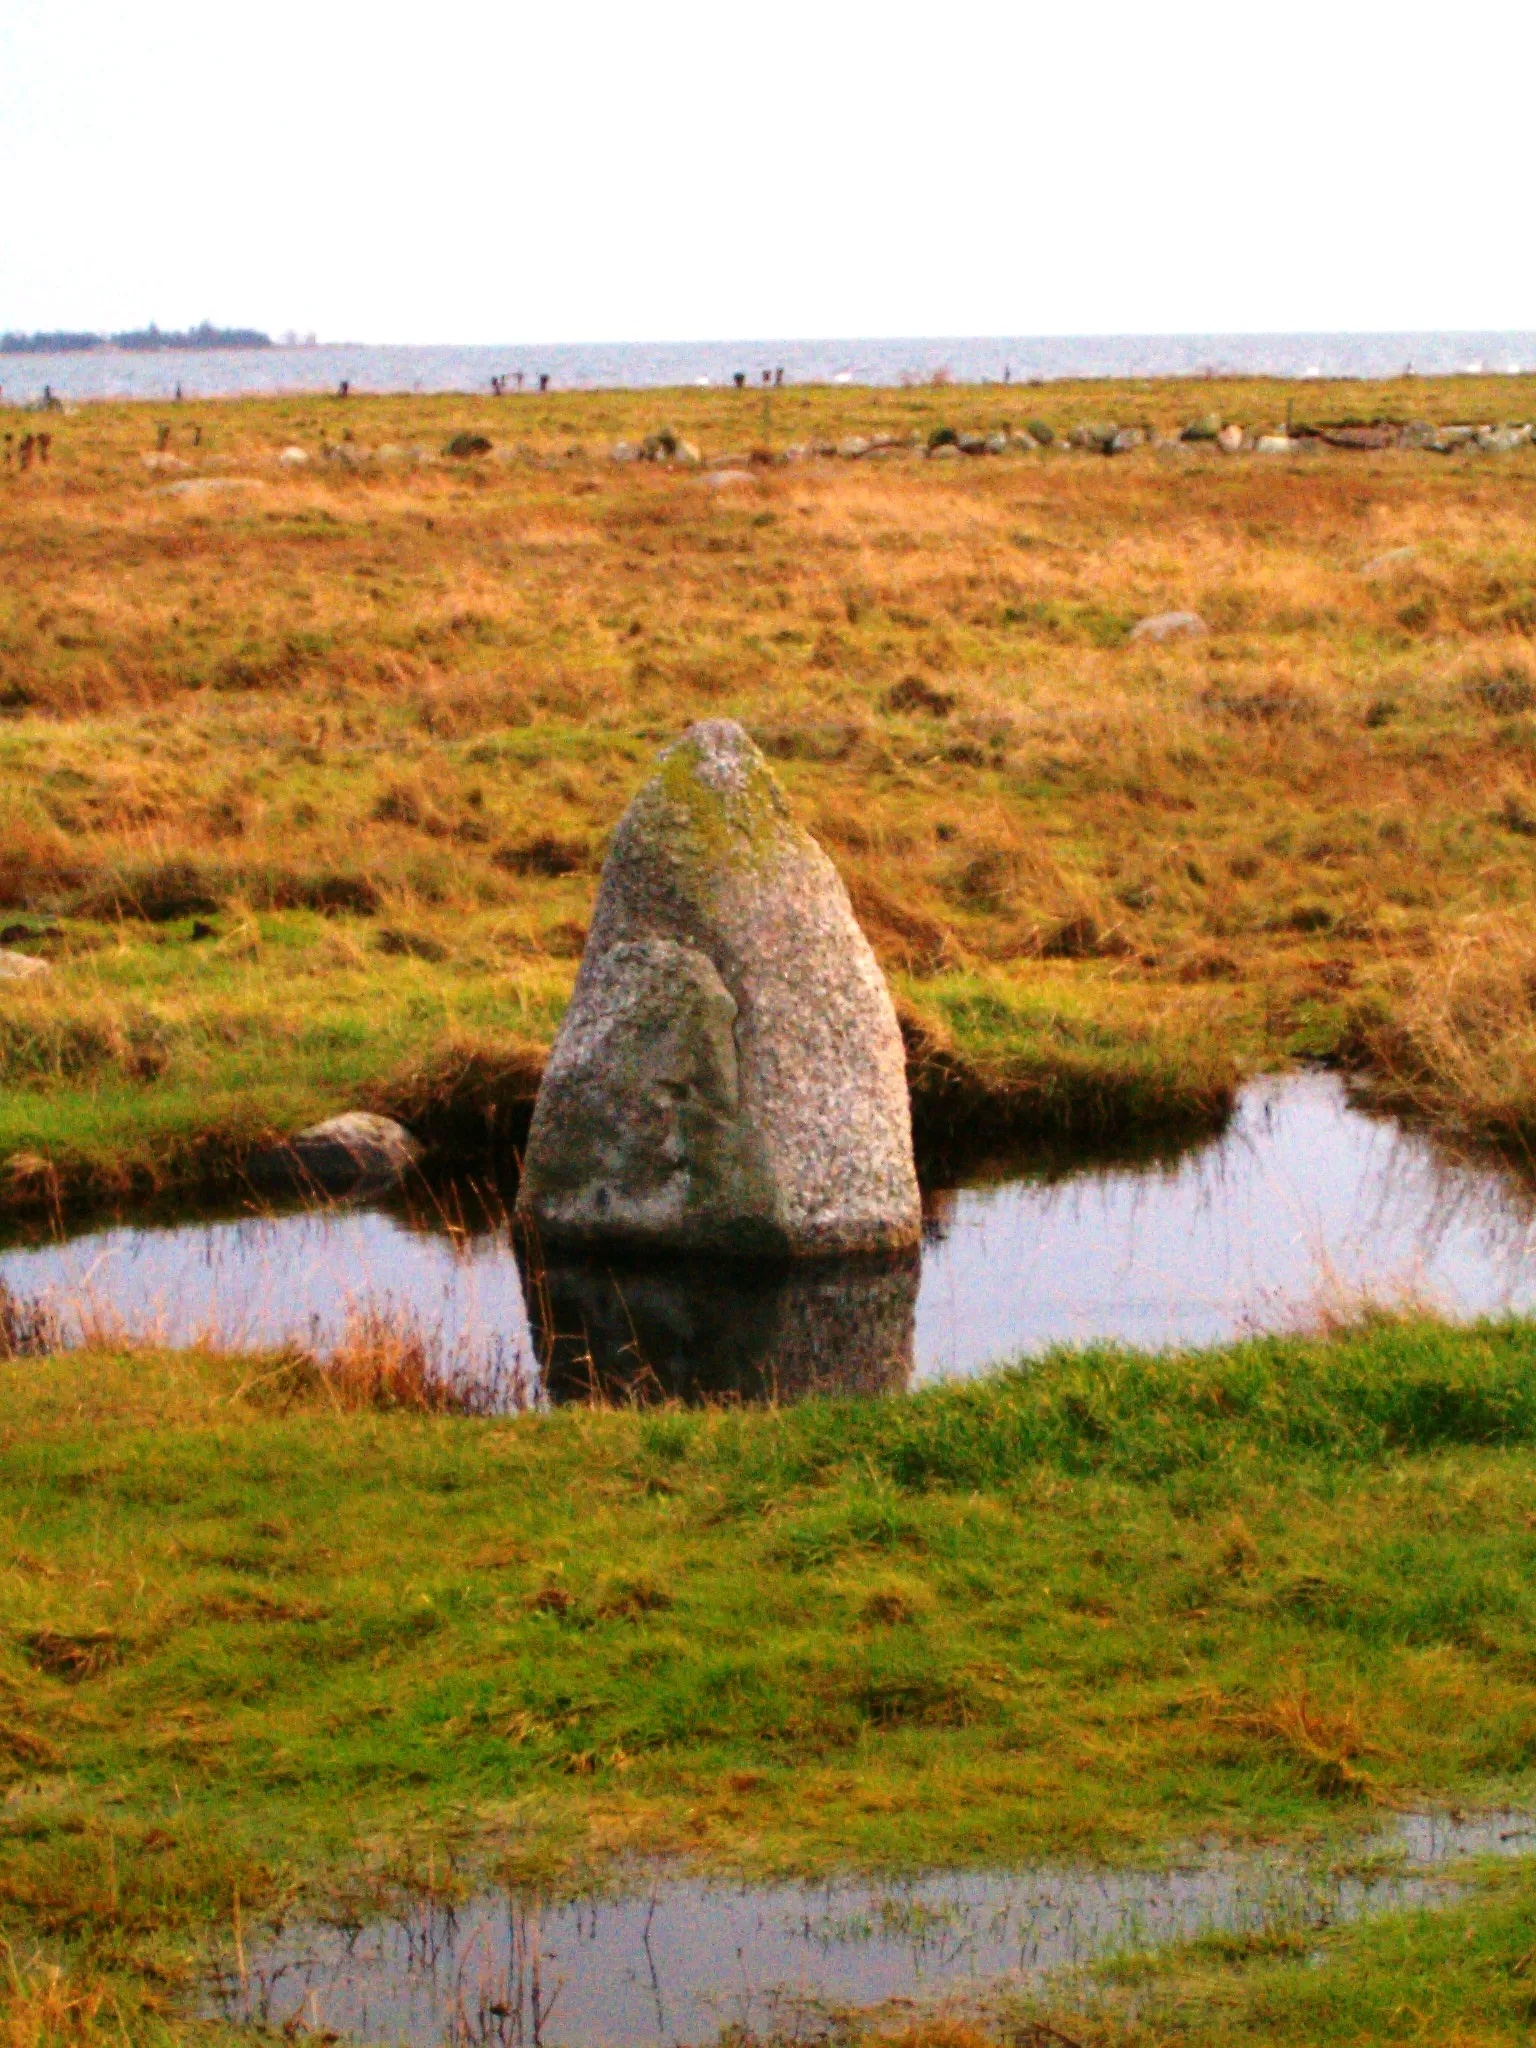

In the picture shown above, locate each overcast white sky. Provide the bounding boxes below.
[2,0,1530,346]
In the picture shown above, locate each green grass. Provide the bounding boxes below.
[1018,1862,1536,2045]
[4,1317,1536,2038]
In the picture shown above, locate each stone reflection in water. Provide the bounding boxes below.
[520,1242,918,1403]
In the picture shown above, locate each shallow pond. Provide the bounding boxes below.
[4,1072,1536,1399]
[213,1810,1534,2046]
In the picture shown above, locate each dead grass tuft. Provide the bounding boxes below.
[0,1284,60,1360]
[1226,1680,1381,1801]
[1359,916,1536,1147]
[0,1947,106,2048]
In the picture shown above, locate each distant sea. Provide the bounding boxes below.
[6,332,1536,404]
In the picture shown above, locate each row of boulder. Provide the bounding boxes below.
[613,418,1536,466]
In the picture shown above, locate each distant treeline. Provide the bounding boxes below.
[0,323,272,355]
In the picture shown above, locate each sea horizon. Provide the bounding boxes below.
[5,328,1536,405]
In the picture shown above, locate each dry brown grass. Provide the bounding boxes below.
[7,377,1536,1192]
[1359,915,1536,1149]
[0,1947,104,2048]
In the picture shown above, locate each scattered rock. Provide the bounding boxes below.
[1216,425,1246,454]
[1026,419,1055,446]
[0,951,50,982]
[702,469,756,491]
[159,477,263,499]
[1109,427,1145,454]
[1129,610,1210,643]
[1317,425,1396,451]
[1361,547,1419,577]
[247,1111,422,1198]
[672,439,702,466]
[517,719,920,1257]
[837,435,871,459]
[956,432,988,455]
[1477,425,1530,453]
[1010,430,1039,451]
[1254,434,1297,454]
[610,440,638,462]
[140,451,192,473]
[1181,415,1222,443]
[984,431,1010,455]
[1068,423,1117,452]
[1424,425,1478,454]
[276,446,310,466]
[927,442,961,460]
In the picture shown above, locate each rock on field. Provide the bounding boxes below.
[517,720,921,1257]
[0,951,50,981]
[1129,610,1210,643]
[248,1111,422,1197]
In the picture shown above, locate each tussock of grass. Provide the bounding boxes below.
[1360,913,1536,1152]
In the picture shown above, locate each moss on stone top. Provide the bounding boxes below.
[650,721,798,878]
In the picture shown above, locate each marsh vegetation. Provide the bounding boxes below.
[7,375,1536,1208]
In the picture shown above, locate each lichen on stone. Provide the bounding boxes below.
[653,723,795,878]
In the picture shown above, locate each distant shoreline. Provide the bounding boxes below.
[1,323,272,356]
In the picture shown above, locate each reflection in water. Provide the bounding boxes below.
[526,1249,917,1402]
[212,1810,1534,2048]
[3,1073,1536,1402]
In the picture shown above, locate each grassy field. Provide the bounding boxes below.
[4,1316,1536,2039]
[8,375,1536,1209]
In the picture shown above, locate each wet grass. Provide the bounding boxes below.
[11,377,1536,1201]
[4,1316,1536,2036]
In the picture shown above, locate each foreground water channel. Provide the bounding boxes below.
[3,1073,1536,1398]
[213,1811,1533,2046]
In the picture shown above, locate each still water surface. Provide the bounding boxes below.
[214,1810,1533,2046]
[10,331,1536,404]
[2,1074,1535,1399]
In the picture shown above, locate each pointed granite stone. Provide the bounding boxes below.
[517,719,920,1256]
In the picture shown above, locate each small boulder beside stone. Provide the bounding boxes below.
[248,1111,422,1198]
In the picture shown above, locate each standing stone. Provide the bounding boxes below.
[517,720,920,1256]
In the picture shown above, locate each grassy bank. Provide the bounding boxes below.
[4,1316,1536,2037]
[9,377,1536,1203]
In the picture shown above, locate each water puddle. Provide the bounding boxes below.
[212,1810,1535,2045]
[5,1073,1536,1399]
